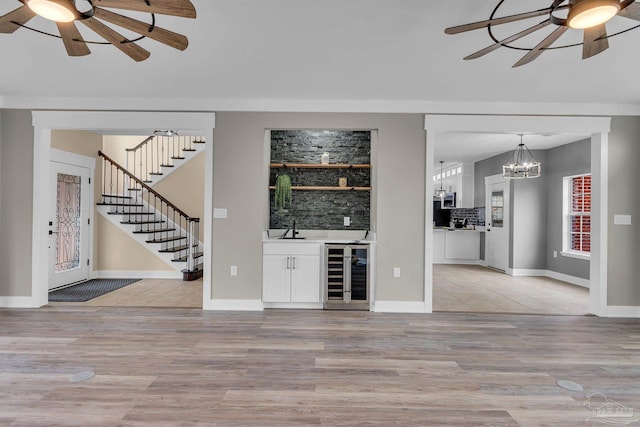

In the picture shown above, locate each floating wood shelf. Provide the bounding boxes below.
[268,186,371,191]
[270,163,370,169]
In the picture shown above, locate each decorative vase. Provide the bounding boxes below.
[321,152,330,165]
[339,177,347,187]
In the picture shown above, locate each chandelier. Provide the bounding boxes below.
[502,134,541,179]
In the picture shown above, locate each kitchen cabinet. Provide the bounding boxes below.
[263,242,321,303]
[432,229,480,263]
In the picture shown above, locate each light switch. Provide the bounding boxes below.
[214,208,227,219]
[614,214,632,225]
[393,267,401,278]
[344,217,350,226]
[230,265,238,276]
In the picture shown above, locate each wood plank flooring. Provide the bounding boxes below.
[1,307,639,426]
[49,278,203,308]
[434,264,589,315]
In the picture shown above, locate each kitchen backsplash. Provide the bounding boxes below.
[270,130,371,230]
[450,207,485,226]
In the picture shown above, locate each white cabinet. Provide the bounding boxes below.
[445,231,480,260]
[263,243,321,303]
[457,162,475,208]
[432,230,480,263]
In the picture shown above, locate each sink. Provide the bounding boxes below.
[280,236,306,240]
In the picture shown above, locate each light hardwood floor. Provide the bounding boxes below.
[1,306,639,426]
[50,278,203,308]
[434,264,590,315]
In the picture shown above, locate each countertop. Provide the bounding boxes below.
[433,226,486,232]
[263,230,376,244]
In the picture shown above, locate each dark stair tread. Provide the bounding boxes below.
[98,203,144,207]
[160,164,174,168]
[149,172,163,176]
[132,228,176,234]
[108,212,155,216]
[182,149,196,152]
[158,244,191,253]
[121,220,165,225]
[127,188,142,191]
[172,252,204,262]
[171,156,185,160]
[101,194,132,199]
[193,140,205,144]
[146,236,187,244]
[143,180,152,184]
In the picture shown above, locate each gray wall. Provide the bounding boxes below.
[212,113,425,302]
[607,117,640,306]
[511,152,548,271]
[0,110,33,296]
[545,139,591,280]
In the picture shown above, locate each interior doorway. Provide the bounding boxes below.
[424,115,610,316]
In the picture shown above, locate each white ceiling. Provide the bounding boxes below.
[1,0,640,109]
[434,131,591,165]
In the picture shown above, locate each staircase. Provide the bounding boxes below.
[97,138,205,281]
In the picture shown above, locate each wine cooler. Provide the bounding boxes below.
[324,244,370,310]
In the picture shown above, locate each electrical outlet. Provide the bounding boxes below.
[393,267,401,278]
[230,265,238,276]
[553,251,558,258]
[344,217,350,226]
[614,214,632,225]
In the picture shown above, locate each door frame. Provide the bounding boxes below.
[424,115,610,317]
[30,111,216,308]
[49,149,96,289]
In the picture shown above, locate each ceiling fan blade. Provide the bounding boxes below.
[465,20,551,60]
[91,0,196,18]
[618,1,640,21]
[512,26,569,67]
[0,5,36,34]
[81,17,150,61]
[582,23,608,59]
[93,7,188,50]
[445,7,556,35]
[56,22,91,57]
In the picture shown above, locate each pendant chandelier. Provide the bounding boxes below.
[502,134,541,179]
[434,161,447,198]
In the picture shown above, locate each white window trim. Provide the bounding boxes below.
[562,173,591,259]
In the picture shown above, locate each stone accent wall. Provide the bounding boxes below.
[269,130,371,230]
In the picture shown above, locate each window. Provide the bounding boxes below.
[563,174,591,258]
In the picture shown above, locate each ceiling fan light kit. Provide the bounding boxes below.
[0,0,196,61]
[445,0,640,66]
[26,0,76,23]
[568,0,621,28]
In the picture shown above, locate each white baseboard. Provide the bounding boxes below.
[95,270,182,280]
[374,300,428,313]
[204,299,264,311]
[263,302,323,310]
[605,306,640,318]
[545,270,590,288]
[0,296,43,308]
[434,260,481,265]
[509,268,590,289]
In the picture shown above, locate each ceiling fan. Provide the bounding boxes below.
[0,0,196,61]
[445,0,640,67]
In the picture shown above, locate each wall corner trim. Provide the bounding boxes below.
[374,300,429,313]
[605,306,640,318]
[204,299,264,311]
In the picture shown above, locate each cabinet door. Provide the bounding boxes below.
[263,254,291,302]
[290,255,320,303]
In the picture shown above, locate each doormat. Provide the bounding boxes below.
[48,279,141,302]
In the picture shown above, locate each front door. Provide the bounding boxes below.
[48,161,92,290]
[485,175,510,272]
